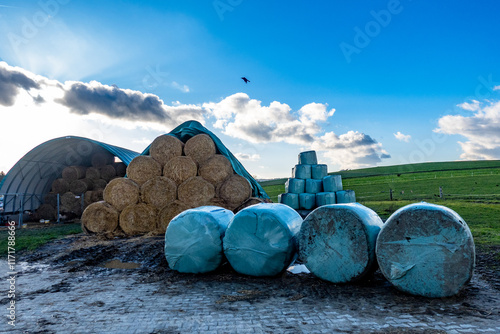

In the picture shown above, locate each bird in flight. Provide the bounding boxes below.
[241,77,250,84]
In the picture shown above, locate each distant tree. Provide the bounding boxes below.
[0,171,4,183]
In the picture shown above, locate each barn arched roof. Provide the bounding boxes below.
[0,136,139,213]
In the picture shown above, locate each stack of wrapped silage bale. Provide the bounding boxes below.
[278,150,356,217]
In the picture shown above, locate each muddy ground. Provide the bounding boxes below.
[17,232,500,321]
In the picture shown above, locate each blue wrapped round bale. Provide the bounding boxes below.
[323,175,343,192]
[292,164,312,179]
[376,203,475,298]
[305,179,323,194]
[336,190,356,203]
[285,178,305,194]
[299,193,316,210]
[165,206,234,274]
[316,192,336,206]
[278,193,299,210]
[223,203,303,276]
[298,203,383,283]
[311,164,328,179]
[298,151,318,165]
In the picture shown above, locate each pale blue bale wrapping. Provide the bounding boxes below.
[164,206,234,274]
[299,193,316,210]
[311,164,328,179]
[278,193,299,210]
[305,179,323,194]
[316,192,336,206]
[223,203,303,277]
[285,178,305,194]
[336,190,356,203]
[292,164,312,179]
[298,151,318,165]
[323,175,343,192]
[376,202,475,298]
[297,203,383,283]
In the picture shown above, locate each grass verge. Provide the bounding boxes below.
[0,223,82,257]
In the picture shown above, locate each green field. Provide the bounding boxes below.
[261,160,500,246]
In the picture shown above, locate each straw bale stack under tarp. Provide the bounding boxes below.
[149,134,184,166]
[91,151,115,168]
[85,167,101,180]
[103,178,140,211]
[126,155,162,186]
[119,203,157,235]
[141,176,177,209]
[69,179,93,194]
[62,165,87,181]
[113,162,127,177]
[51,178,69,194]
[33,203,57,221]
[60,192,82,214]
[99,164,116,182]
[93,179,108,190]
[82,201,119,234]
[163,156,197,185]
[84,120,270,237]
[43,192,58,208]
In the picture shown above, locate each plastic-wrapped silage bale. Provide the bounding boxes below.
[299,193,316,210]
[298,151,318,165]
[285,178,305,194]
[376,202,475,298]
[278,193,299,209]
[336,190,356,203]
[311,164,327,179]
[305,179,323,194]
[223,203,303,276]
[323,175,342,192]
[316,192,336,206]
[164,206,234,274]
[298,203,383,283]
[292,164,312,179]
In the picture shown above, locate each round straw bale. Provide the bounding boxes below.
[92,151,115,168]
[234,197,267,213]
[99,164,116,182]
[126,155,162,186]
[103,177,140,211]
[93,178,108,190]
[84,189,103,207]
[178,176,215,207]
[62,166,87,181]
[158,201,192,233]
[85,167,100,180]
[219,174,252,207]
[61,192,82,214]
[34,204,57,221]
[69,179,90,194]
[199,154,234,185]
[43,192,58,207]
[149,134,184,166]
[183,134,216,165]
[51,178,69,194]
[113,162,127,177]
[82,201,119,234]
[163,156,197,185]
[119,203,158,235]
[206,197,227,208]
[141,176,177,209]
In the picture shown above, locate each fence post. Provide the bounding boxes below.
[390,188,393,201]
[439,186,443,199]
[57,193,60,223]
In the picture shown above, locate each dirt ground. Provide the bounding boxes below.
[5,232,500,333]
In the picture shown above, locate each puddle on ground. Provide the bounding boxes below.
[101,259,141,269]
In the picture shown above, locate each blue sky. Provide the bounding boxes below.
[1,0,500,178]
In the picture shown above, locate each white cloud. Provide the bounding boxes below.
[311,131,390,169]
[394,131,411,142]
[493,85,500,91]
[457,100,481,112]
[203,93,334,145]
[171,81,190,93]
[436,100,500,160]
[234,153,261,161]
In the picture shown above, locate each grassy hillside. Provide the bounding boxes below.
[260,160,500,246]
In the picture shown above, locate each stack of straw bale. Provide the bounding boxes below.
[82,134,258,236]
[35,150,126,220]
